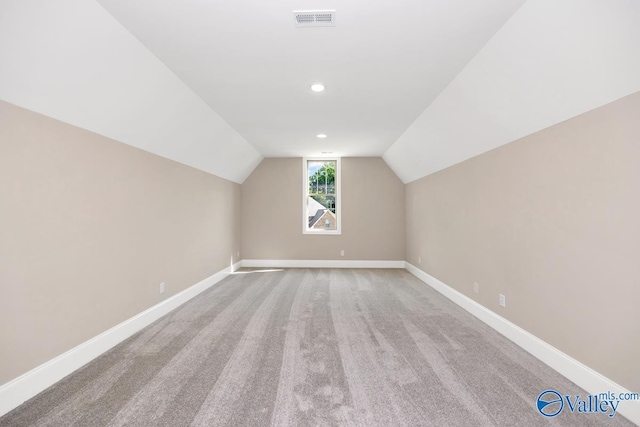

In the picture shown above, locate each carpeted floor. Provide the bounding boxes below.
[0,268,633,426]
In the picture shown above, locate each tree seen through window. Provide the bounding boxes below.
[306,160,338,231]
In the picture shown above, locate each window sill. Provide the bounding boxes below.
[303,230,342,235]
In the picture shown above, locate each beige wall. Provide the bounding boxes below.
[242,157,405,261]
[3,88,637,395]
[406,92,640,392]
[0,101,242,384]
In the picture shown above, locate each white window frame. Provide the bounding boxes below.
[302,157,341,235]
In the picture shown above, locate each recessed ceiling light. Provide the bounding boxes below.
[316,134,327,139]
[311,83,325,92]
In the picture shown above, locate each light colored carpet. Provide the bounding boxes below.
[0,268,633,426]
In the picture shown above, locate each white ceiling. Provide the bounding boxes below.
[384,0,640,182]
[0,0,262,183]
[1,0,638,183]
[95,0,526,159]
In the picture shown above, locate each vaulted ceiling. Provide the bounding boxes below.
[94,0,526,160]
[1,1,639,183]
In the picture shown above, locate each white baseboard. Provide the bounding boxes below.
[0,261,241,418]
[241,259,405,269]
[404,262,639,425]
[3,261,635,423]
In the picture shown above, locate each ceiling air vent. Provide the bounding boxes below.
[293,10,336,27]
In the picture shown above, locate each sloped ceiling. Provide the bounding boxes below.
[1,1,638,184]
[94,0,526,159]
[384,0,640,183]
[0,0,262,183]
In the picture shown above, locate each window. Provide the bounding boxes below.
[303,158,341,234]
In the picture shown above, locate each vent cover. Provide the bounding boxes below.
[293,10,336,27]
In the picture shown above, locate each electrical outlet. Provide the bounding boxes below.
[473,282,479,294]
[340,250,345,256]
[499,294,506,308]
[237,251,240,258]
[418,256,421,264]
[160,282,165,294]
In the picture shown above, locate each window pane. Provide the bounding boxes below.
[307,160,337,231]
